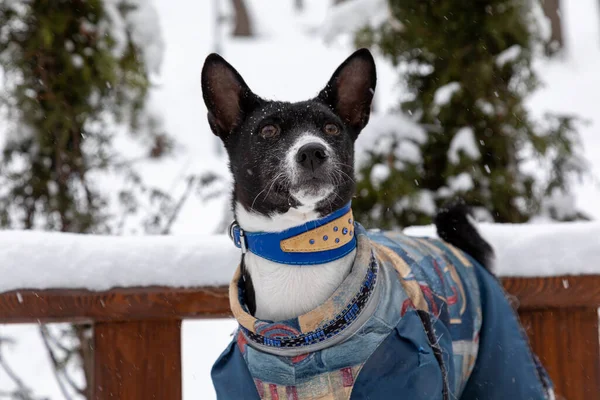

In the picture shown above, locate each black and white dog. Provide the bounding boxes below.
[203,49,554,400]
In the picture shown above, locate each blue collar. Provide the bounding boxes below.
[229,203,357,265]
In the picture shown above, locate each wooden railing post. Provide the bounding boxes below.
[503,276,600,400]
[93,319,182,399]
[518,308,600,400]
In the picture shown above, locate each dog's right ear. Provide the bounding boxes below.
[201,54,256,137]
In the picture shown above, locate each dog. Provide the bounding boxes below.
[202,49,555,400]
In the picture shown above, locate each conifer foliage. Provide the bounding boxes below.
[0,0,168,233]
[353,0,585,229]
[0,1,169,397]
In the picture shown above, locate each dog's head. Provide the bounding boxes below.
[201,49,376,226]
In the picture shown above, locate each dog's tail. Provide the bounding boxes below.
[434,200,495,272]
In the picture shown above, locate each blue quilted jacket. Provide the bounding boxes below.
[212,224,553,399]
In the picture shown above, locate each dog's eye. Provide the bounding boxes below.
[323,123,340,136]
[260,124,280,138]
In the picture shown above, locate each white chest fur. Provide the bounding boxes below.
[244,250,356,321]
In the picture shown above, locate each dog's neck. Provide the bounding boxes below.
[235,202,356,321]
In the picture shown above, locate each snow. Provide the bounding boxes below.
[529,0,553,44]
[355,113,426,168]
[415,190,436,216]
[527,0,600,220]
[321,0,388,43]
[110,0,227,235]
[124,0,165,75]
[0,231,238,293]
[102,0,164,74]
[1,220,600,295]
[0,324,80,397]
[448,172,475,192]
[405,221,600,277]
[433,82,461,106]
[71,54,84,68]
[536,187,578,221]
[394,140,422,164]
[183,319,239,399]
[496,44,522,67]
[448,127,481,164]
[476,99,495,116]
[370,163,390,188]
[0,319,238,400]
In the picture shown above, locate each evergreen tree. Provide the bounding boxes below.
[353,0,585,229]
[0,0,171,233]
[0,1,172,397]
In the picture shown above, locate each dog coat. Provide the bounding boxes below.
[212,224,554,400]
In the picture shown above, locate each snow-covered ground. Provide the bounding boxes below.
[1,0,600,398]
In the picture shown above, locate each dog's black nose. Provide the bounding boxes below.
[296,143,329,172]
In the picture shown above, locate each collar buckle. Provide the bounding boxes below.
[228,221,248,254]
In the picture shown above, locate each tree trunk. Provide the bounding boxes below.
[232,0,253,37]
[541,0,563,52]
[295,0,304,12]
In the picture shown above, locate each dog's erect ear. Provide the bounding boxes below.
[201,53,256,137]
[318,48,376,131]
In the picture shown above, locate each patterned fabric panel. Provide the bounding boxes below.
[376,232,482,342]
[253,365,363,400]
[452,339,479,394]
[241,261,377,349]
[369,230,482,396]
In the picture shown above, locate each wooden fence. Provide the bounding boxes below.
[1,275,599,399]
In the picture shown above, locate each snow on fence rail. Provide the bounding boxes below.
[1,222,600,399]
[1,221,600,293]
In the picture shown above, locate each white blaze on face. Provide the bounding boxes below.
[285,134,331,183]
[286,133,334,207]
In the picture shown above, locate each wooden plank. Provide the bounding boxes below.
[502,276,600,309]
[1,275,600,323]
[0,286,230,323]
[93,319,182,400]
[518,307,600,400]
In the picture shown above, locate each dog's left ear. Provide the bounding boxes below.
[318,48,377,132]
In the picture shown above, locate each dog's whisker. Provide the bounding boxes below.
[250,172,284,211]
[336,170,356,183]
[264,173,285,201]
[332,161,354,169]
[250,187,268,212]
[329,165,356,184]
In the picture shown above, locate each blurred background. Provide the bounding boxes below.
[0,0,598,398]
